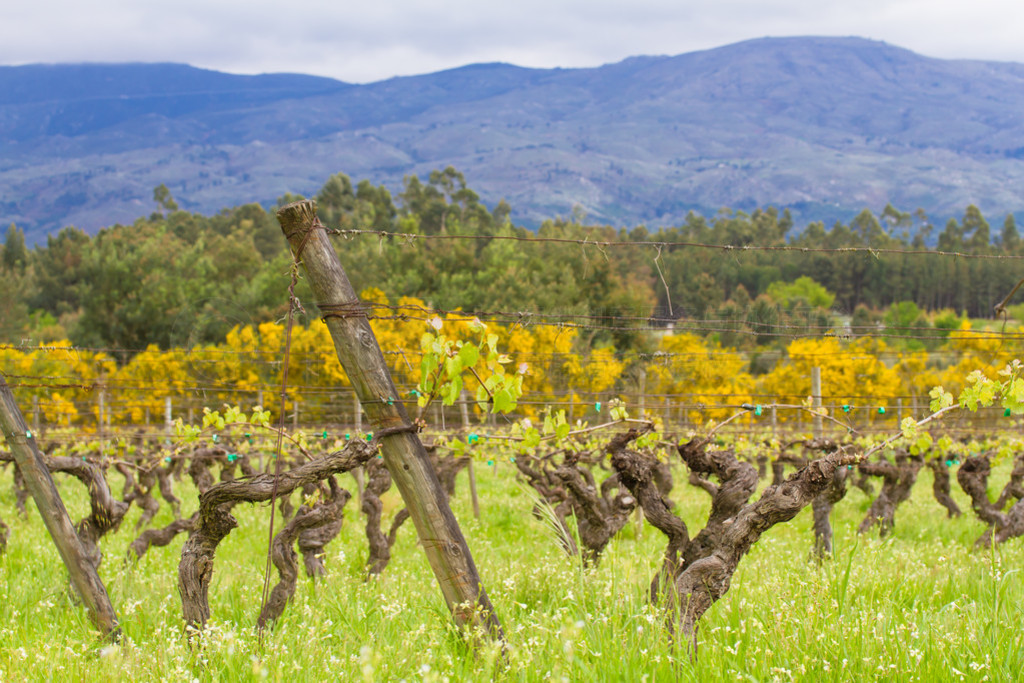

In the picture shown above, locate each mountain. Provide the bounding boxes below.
[3,36,1024,243]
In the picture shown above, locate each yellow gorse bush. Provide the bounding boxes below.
[0,293,1018,428]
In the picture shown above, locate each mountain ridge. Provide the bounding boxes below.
[3,36,1024,243]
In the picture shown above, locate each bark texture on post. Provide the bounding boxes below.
[276,200,503,638]
[0,374,120,639]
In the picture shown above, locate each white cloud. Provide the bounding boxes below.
[2,0,1023,81]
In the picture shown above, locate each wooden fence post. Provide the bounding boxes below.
[276,200,503,639]
[164,396,173,439]
[811,367,823,439]
[32,395,40,436]
[637,367,646,416]
[0,374,120,639]
[354,393,362,432]
[460,390,481,519]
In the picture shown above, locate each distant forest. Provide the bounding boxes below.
[1,167,1021,357]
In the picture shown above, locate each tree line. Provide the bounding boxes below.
[1,168,1021,358]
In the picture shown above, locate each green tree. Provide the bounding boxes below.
[746,295,780,346]
[27,226,90,315]
[883,301,931,350]
[0,270,29,341]
[962,205,990,252]
[1001,214,1020,253]
[3,223,26,272]
[765,276,835,310]
[153,183,179,213]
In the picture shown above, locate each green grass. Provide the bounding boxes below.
[1,460,1023,682]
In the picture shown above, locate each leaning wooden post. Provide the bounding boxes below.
[0,373,120,639]
[276,200,503,638]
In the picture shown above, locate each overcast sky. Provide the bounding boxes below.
[3,0,1023,83]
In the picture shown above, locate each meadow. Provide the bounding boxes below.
[1,446,1022,682]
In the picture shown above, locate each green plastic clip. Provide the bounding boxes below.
[842,404,851,413]
[468,433,479,445]
[25,430,32,438]
[345,433,351,440]
[487,460,494,466]
[754,405,763,417]
[322,429,328,439]
[212,434,219,443]
[595,402,601,412]
[164,456,172,464]
[877,407,886,415]
[366,433,373,441]
[1004,408,1012,417]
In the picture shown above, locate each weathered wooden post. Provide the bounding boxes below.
[637,367,646,415]
[0,374,120,639]
[164,396,173,438]
[460,390,481,519]
[811,367,823,439]
[276,200,503,638]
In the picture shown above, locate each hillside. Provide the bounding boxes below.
[3,36,1024,242]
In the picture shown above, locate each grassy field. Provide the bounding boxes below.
[1,454,1022,682]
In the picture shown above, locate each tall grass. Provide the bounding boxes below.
[0,459,1021,681]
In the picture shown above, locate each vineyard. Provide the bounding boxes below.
[2,199,1024,681]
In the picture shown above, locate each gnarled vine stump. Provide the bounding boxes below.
[515,450,579,556]
[552,454,636,565]
[46,457,130,570]
[857,450,922,538]
[127,448,231,561]
[258,477,352,627]
[178,440,374,629]
[129,515,197,561]
[957,454,1024,547]
[611,428,856,649]
[362,459,396,576]
[928,458,962,518]
[793,439,849,557]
